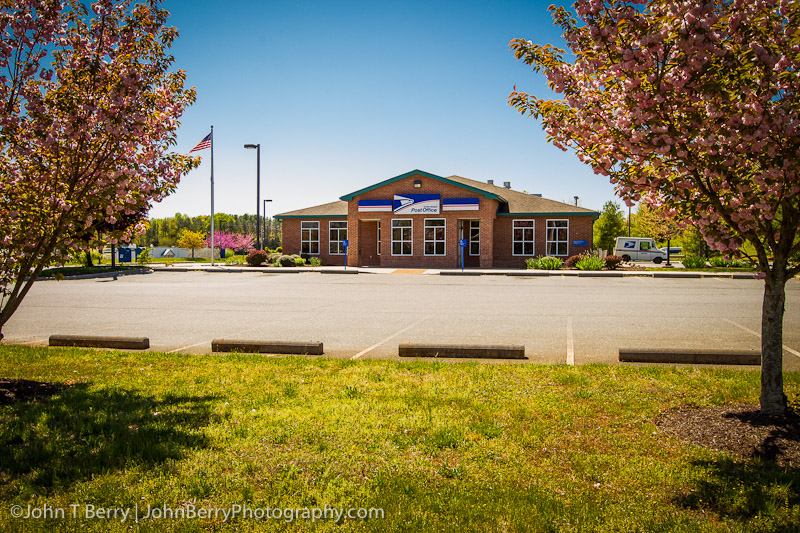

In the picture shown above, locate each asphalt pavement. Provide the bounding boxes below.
[3,270,799,369]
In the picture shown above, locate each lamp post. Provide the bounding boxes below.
[263,199,272,248]
[244,143,261,250]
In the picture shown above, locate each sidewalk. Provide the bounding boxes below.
[145,262,766,280]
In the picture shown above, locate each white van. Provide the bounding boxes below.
[614,237,667,263]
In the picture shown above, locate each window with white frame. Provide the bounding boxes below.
[329,221,347,254]
[391,219,412,256]
[301,221,319,255]
[469,220,480,256]
[424,219,446,256]
[377,221,381,255]
[512,220,535,256]
[546,220,569,256]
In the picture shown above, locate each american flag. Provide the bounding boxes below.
[189,133,211,153]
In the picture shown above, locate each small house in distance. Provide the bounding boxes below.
[275,170,599,268]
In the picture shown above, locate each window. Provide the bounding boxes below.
[377,221,381,255]
[391,219,412,256]
[640,241,651,251]
[546,220,569,256]
[301,221,319,255]
[512,220,535,256]
[469,220,480,256]
[424,219,446,256]
[329,221,347,254]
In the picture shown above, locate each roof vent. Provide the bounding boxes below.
[487,180,494,185]
[531,193,542,197]
[503,181,511,189]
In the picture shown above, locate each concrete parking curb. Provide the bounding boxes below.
[38,268,152,281]
[399,343,526,359]
[320,270,359,275]
[49,335,150,350]
[619,348,761,365]
[211,339,324,355]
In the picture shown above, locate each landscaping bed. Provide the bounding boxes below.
[1,345,799,531]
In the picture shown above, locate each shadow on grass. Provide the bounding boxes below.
[0,382,221,492]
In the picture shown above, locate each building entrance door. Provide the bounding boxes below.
[358,220,380,266]
[458,219,481,268]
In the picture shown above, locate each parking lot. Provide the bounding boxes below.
[3,271,800,369]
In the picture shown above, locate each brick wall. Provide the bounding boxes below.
[346,173,500,268]
[280,218,346,266]
[492,215,595,268]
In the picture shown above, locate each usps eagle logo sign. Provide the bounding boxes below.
[393,194,440,215]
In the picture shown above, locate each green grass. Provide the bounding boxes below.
[1,346,799,532]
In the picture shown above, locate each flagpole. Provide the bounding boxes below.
[210,125,215,266]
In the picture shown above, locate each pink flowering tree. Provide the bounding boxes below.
[0,0,199,339]
[510,0,799,414]
[205,232,255,254]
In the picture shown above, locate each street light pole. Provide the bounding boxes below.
[263,199,272,248]
[244,144,260,250]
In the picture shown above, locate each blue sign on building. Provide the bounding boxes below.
[572,240,588,246]
[393,194,440,215]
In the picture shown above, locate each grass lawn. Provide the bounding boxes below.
[1,346,799,532]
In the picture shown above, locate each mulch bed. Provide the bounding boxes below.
[657,404,800,468]
[0,379,64,405]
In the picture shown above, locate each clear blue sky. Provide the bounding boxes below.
[151,0,620,220]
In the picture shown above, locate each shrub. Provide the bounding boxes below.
[294,257,306,266]
[708,256,729,268]
[278,255,296,267]
[682,255,707,269]
[604,255,623,270]
[246,250,267,266]
[309,257,321,267]
[268,253,282,264]
[565,254,584,268]
[275,246,283,253]
[538,256,564,270]
[576,255,604,270]
[136,249,151,265]
[525,257,538,269]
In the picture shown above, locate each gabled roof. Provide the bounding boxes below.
[339,170,503,202]
[275,200,347,219]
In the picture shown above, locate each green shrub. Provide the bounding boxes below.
[604,255,623,270]
[278,255,296,267]
[682,256,707,269]
[309,257,321,267]
[275,246,283,253]
[268,253,282,264]
[294,257,306,266]
[538,256,564,270]
[525,258,538,269]
[136,249,151,265]
[246,250,267,266]
[576,255,604,271]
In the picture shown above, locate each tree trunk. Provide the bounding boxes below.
[85,250,94,267]
[760,267,788,415]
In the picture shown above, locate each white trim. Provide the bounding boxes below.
[468,220,480,256]
[423,218,446,256]
[329,220,348,255]
[512,219,535,257]
[301,221,320,256]
[391,218,413,256]
[546,219,569,257]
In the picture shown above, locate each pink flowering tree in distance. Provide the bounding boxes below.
[0,0,199,339]
[205,232,255,255]
[510,0,799,414]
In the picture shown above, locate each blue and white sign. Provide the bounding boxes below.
[572,240,588,246]
[443,198,480,211]
[459,239,467,247]
[620,240,636,250]
[358,200,392,212]
[342,239,349,248]
[393,194,440,215]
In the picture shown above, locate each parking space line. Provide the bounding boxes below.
[723,318,800,358]
[566,316,575,366]
[350,316,429,360]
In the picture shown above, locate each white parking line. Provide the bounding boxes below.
[350,316,429,360]
[566,316,575,365]
[723,318,800,358]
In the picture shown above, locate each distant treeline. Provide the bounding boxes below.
[133,213,282,249]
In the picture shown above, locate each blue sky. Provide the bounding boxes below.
[152,0,620,220]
